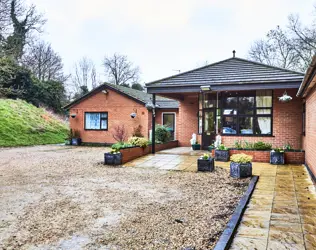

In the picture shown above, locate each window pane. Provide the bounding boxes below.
[239,117,253,134]
[223,96,237,108]
[204,112,215,133]
[255,117,271,135]
[222,116,237,134]
[85,113,100,129]
[203,93,217,108]
[256,90,272,107]
[257,109,271,115]
[163,114,175,131]
[101,113,107,118]
[198,111,202,134]
[101,119,108,129]
[239,96,254,115]
[223,109,237,115]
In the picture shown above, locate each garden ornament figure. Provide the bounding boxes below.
[214,134,222,148]
[190,133,197,145]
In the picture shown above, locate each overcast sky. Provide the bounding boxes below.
[29,0,315,85]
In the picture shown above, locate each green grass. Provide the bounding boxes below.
[0,99,69,147]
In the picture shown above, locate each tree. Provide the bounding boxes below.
[248,10,316,72]
[103,53,140,86]
[72,57,98,95]
[22,41,68,82]
[2,0,46,60]
[131,83,144,91]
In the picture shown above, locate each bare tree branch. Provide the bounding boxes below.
[103,53,140,86]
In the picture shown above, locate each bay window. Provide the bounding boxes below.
[85,112,108,130]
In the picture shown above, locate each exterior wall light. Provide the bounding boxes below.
[102,90,108,94]
[200,85,211,91]
[70,113,77,118]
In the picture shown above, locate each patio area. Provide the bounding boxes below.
[124,148,316,249]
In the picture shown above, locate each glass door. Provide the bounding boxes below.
[202,109,216,149]
[163,113,175,140]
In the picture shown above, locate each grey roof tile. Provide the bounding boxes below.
[146,57,304,87]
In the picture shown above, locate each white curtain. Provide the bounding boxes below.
[257,117,271,134]
[85,113,100,129]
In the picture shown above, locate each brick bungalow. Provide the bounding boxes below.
[146,53,305,151]
[64,83,179,144]
[297,54,316,178]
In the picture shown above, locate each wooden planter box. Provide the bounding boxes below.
[215,150,230,162]
[104,152,122,165]
[192,144,201,150]
[270,151,285,165]
[230,162,252,178]
[198,158,215,172]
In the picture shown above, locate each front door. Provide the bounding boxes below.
[202,109,216,149]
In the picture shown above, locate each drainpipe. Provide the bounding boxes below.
[152,94,156,154]
[216,92,219,134]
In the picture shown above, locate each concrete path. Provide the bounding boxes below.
[125,150,316,249]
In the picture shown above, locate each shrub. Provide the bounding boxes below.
[111,142,133,151]
[234,140,243,149]
[217,144,228,151]
[272,148,284,153]
[202,153,210,160]
[128,137,149,148]
[253,141,272,150]
[244,141,254,150]
[155,124,171,143]
[132,125,144,137]
[231,153,253,163]
[112,125,128,142]
[284,143,292,151]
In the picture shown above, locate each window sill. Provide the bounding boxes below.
[221,134,275,137]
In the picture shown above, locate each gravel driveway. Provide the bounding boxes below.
[0,145,249,249]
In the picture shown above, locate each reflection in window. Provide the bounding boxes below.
[239,117,253,134]
[239,96,254,115]
[222,116,237,134]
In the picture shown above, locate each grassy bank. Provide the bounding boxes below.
[0,99,68,147]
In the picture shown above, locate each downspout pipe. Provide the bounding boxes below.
[152,94,156,154]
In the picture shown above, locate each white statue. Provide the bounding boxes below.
[190,133,197,145]
[214,134,222,148]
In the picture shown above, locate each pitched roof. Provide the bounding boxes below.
[146,57,304,87]
[63,83,179,110]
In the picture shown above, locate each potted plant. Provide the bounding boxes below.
[215,144,229,162]
[198,153,215,172]
[208,143,215,152]
[230,153,253,178]
[192,141,201,150]
[270,148,285,165]
[104,148,122,165]
[71,130,82,146]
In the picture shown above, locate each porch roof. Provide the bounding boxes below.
[146,57,304,93]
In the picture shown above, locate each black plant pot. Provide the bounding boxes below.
[230,162,252,178]
[192,144,201,150]
[215,150,230,162]
[208,146,215,152]
[71,138,82,146]
[270,151,285,165]
[104,152,122,165]
[198,158,215,172]
[65,139,72,145]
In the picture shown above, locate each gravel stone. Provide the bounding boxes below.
[0,145,250,249]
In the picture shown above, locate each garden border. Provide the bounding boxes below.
[213,175,259,250]
[119,140,179,164]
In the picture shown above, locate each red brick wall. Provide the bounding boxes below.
[222,89,303,149]
[177,95,201,146]
[70,89,150,144]
[303,84,316,176]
